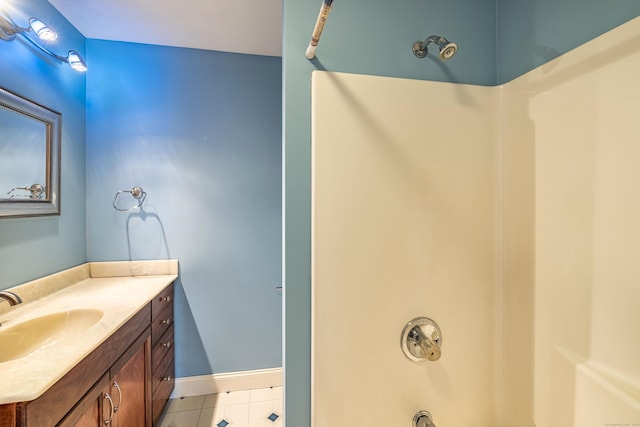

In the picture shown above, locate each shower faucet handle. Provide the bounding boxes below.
[401,317,442,362]
[414,329,441,361]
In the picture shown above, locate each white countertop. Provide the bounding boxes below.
[0,260,178,404]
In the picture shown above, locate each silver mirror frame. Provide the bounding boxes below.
[0,87,61,218]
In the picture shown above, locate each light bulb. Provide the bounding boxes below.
[67,50,87,72]
[29,17,57,41]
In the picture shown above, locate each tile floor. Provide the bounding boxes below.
[157,387,283,427]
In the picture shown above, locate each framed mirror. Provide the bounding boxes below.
[0,87,60,218]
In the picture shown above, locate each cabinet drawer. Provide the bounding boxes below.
[151,283,174,321]
[151,303,173,347]
[152,326,174,377]
[151,341,174,395]
[151,360,174,426]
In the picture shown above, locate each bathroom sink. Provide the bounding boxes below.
[0,309,104,363]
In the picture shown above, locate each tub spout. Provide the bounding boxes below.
[413,410,436,427]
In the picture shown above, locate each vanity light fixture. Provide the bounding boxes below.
[28,17,57,41]
[0,10,87,72]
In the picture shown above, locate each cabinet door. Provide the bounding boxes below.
[58,374,110,427]
[60,336,150,427]
[71,402,100,427]
[110,340,148,427]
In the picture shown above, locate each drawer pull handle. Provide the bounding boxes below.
[160,296,172,302]
[104,392,115,425]
[162,341,173,348]
[162,376,172,382]
[161,319,172,325]
[112,380,123,413]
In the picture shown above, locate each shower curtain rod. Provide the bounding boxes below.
[305,0,334,59]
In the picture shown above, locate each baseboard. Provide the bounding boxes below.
[171,367,283,398]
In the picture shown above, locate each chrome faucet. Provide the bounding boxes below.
[413,410,436,427]
[0,291,23,306]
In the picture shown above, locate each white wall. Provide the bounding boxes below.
[311,16,640,427]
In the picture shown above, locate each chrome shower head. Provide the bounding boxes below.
[412,35,458,60]
[437,40,458,59]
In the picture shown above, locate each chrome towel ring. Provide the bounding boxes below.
[112,186,146,212]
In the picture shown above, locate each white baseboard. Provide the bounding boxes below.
[172,367,283,398]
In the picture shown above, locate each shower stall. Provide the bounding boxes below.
[310,16,640,427]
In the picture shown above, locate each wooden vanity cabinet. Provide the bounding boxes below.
[0,282,175,427]
[60,331,149,427]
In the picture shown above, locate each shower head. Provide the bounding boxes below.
[412,35,458,60]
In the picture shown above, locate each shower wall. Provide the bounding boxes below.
[501,16,640,427]
[311,16,640,427]
[311,72,499,426]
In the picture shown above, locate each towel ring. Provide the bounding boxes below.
[112,186,146,212]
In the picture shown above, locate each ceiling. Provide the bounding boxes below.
[47,0,282,57]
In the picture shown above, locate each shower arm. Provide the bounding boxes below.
[412,34,457,60]
[418,35,444,51]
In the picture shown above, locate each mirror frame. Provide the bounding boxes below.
[0,87,61,218]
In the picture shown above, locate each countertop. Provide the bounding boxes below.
[0,260,178,405]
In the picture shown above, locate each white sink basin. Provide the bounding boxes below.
[0,309,104,363]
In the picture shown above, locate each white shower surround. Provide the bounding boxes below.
[311,16,640,427]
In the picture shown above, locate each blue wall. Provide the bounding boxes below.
[1,0,282,380]
[85,40,282,376]
[0,0,86,288]
[497,0,640,83]
[282,0,640,425]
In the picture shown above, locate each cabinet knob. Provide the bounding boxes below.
[162,376,172,382]
[160,296,172,303]
[161,318,172,325]
[162,341,174,348]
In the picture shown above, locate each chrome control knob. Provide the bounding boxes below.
[401,317,442,362]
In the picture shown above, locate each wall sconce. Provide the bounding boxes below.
[0,10,87,72]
